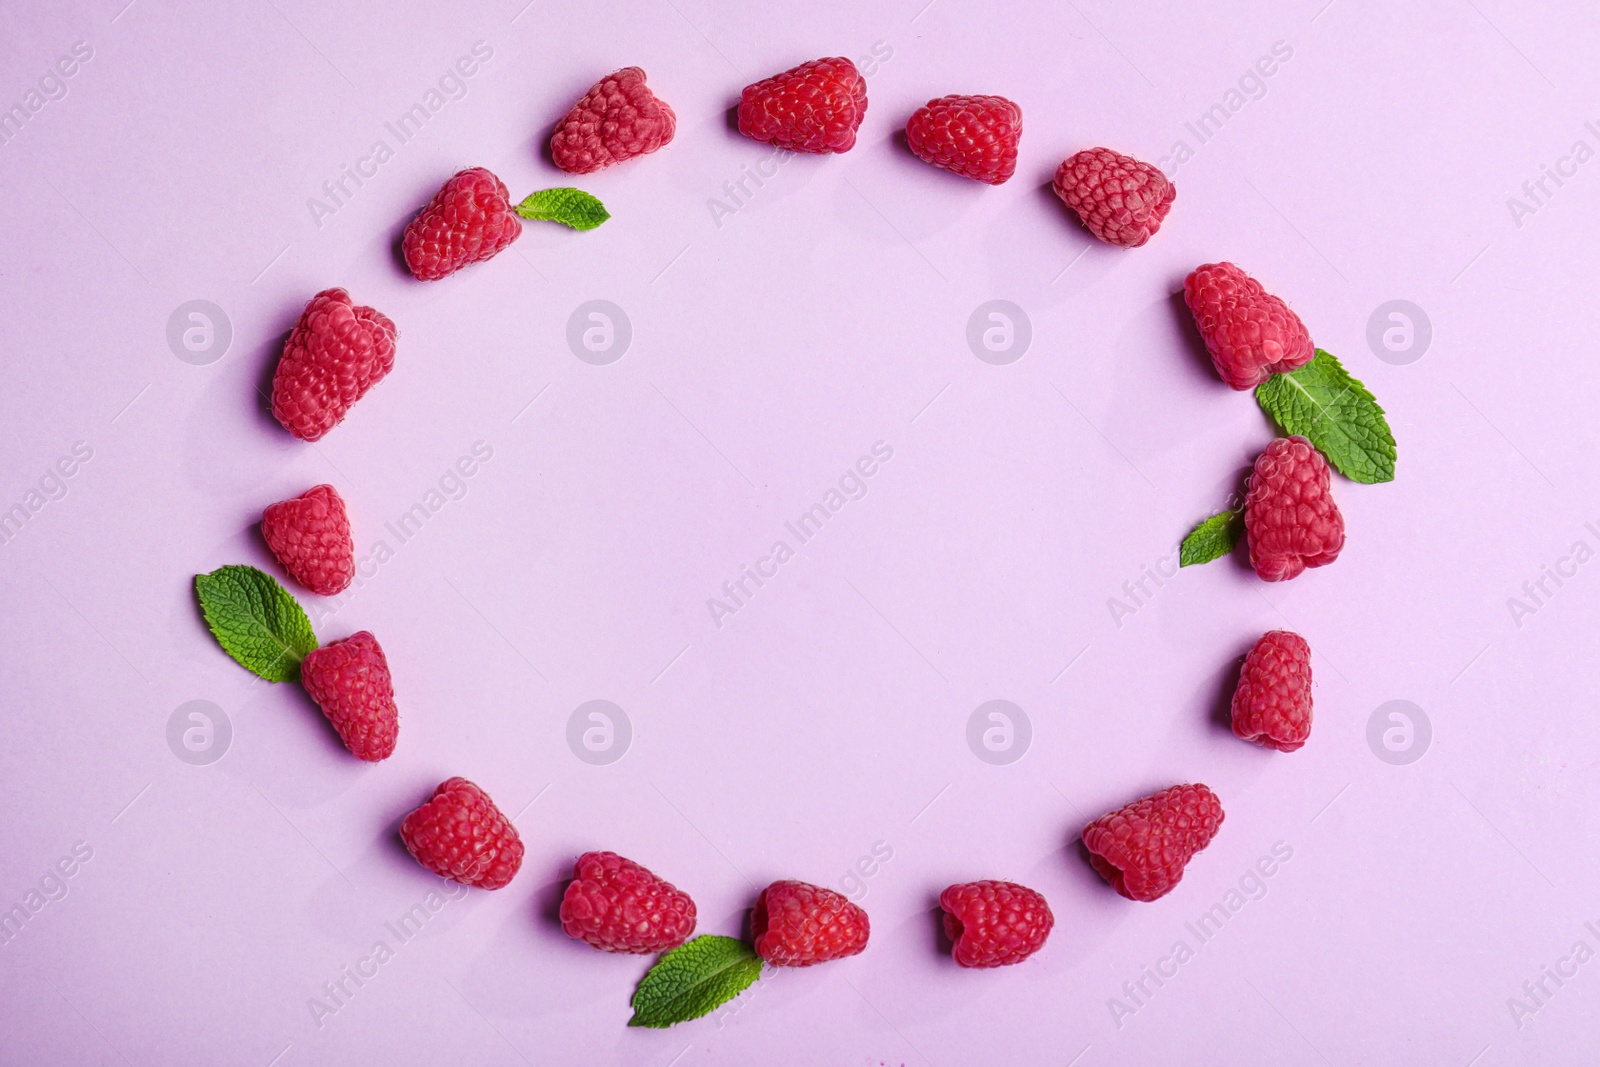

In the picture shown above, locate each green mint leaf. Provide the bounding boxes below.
[1255,350,1397,484]
[1180,509,1240,567]
[194,565,317,682]
[514,187,610,231]
[628,935,763,1028]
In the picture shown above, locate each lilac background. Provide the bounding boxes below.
[3,0,1598,1063]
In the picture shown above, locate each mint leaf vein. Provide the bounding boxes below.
[514,187,611,231]
[194,565,317,682]
[1180,509,1240,567]
[1255,349,1397,484]
[629,935,763,1028]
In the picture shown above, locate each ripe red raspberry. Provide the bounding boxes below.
[1232,630,1313,752]
[737,58,867,154]
[1183,262,1314,389]
[1082,784,1224,902]
[261,484,354,596]
[905,95,1022,185]
[298,631,398,762]
[550,67,676,174]
[270,289,397,442]
[402,168,522,281]
[559,851,697,954]
[939,881,1053,968]
[1053,147,1175,248]
[1244,436,1346,582]
[751,880,869,966]
[400,777,523,890]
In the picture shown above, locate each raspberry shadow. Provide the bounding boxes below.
[1206,643,1254,735]
[1168,284,1224,387]
[252,323,298,432]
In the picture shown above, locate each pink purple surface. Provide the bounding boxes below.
[2,0,1598,1063]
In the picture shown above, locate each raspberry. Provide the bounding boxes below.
[260,484,354,596]
[737,58,867,154]
[402,168,522,281]
[550,67,676,174]
[400,777,523,890]
[559,851,697,954]
[298,631,398,762]
[1232,630,1313,752]
[1082,784,1224,902]
[939,881,1053,968]
[1244,436,1346,582]
[1053,147,1175,248]
[270,289,397,442]
[1183,262,1315,389]
[905,95,1022,185]
[751,880,869,966]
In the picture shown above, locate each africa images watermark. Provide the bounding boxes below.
[1110,478,1249,627]
[706,440,894,629]
[968,700,1032,765]
[706,40,893,229]
[1504,521,1600,630]
[1109,508,1233,629]
[307,440,495,628]
[0,840,95,950]
[837,839,893,902]
[0,441,94,549]
[1107,840,1294,1028]
[307,877,469,1029]
[566,699,631,766]
[167,700,232,766]
[1506,121,1600,231]
[0,39,93,149]
[1106,547,1181,629]
[306,41,495,230]
[1507,921,1600,1030]
[1156,40,1293,179]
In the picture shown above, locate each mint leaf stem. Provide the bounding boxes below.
[195,565,317,682]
